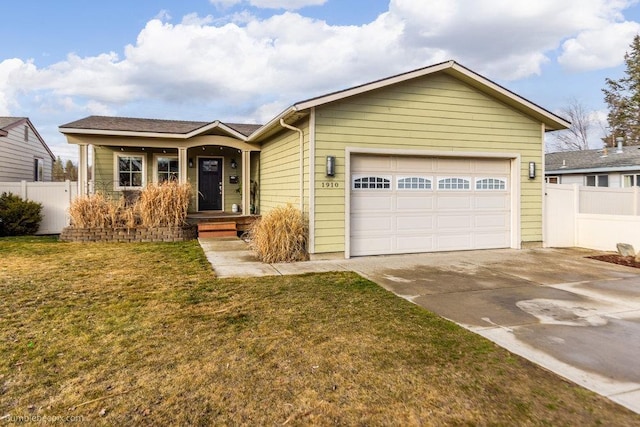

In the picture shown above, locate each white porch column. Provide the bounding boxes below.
[78,144,89,196]
[242,150,251,214]
[178,148,188,184]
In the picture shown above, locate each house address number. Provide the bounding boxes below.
[321,182,340,188]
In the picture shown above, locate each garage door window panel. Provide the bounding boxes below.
[397,176,432,190]
[475,178,507,190]
[352,176,391,190]
[438,177,470,190]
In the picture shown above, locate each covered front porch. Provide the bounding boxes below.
[73,134,261,215]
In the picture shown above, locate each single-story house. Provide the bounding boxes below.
[0,117,55,182]
[545,145,640,187]
[60,60,569,258]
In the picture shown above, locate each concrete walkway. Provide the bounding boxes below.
[198,238,640,414]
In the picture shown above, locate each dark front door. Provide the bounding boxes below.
[198,158,222,211]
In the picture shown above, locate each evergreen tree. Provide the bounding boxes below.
[64,159,78,181]
[52,156,65,181]
[603,34,640,145]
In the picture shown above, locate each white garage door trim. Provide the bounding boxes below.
[344,147,521,258]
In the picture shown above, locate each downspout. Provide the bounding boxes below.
[279,118,304,213]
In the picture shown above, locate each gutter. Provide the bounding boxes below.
[279,118,304,213]
[546,165,640,175]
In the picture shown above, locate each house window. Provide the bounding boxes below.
[623,174,640,187]
[33,158,43,181]
[546,176,559,184]
[156,156,179,183]
[475,178,506,190]
[397,176,432,190]
[585,174,608,187]
[438,177,470,190]
[352,176,391,189]
[24,125,29,142]
[115,153,145,190]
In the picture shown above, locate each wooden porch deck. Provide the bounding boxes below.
[186,213,260,234]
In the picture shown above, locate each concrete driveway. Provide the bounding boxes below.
[346,247,640,414]
[199,239,640,413]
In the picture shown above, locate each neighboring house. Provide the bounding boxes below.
[0,117,55,181]
[545,145,640,188]
[59,60,569,258]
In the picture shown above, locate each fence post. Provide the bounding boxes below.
[573,184,580,247]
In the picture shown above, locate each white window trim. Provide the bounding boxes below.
[622,174,640,187]
[585,174,608,187]
[153,154,179,184]
[352,174,392,190]
[114,152,147,191]
[437,177,471,190]
[397,176,433,190]
[475,177,508,191]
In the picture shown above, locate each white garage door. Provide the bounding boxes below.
[350,155,511,256]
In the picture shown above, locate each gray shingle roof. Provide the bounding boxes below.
[546,147,640,172]
[59,115,262,137]
[0,116,26,130]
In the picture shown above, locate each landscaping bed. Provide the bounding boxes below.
[1,237,637,425]
[588,254,640,269]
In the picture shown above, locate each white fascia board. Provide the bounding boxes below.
[447,63,571,130]
[293,61,455,111]
[59,121,249,141]
[59,127,192,139]
[546,166,640,174]
[247,106,298,142]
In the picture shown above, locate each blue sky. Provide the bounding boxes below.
[1,0,640,160]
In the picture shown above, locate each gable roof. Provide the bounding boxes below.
[546,147,640,174]
[59,116,262,140]
[0,116,55,160]
[249,60,571,141]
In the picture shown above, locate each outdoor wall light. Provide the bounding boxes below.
[188,158,194,168]
[230,159,237,169]
[326,155,336,177]
[529,161,536,179]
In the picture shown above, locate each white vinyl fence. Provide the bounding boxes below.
[0,181,78,234]
[545,184,640,251]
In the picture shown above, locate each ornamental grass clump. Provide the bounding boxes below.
[248,204,308,263]
[138,181,191,227]
[68,182,192,229]
[68,193,114,228]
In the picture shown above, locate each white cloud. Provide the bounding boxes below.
[559,21,640,71]
[2,0,640,138]
[209,0,326,10]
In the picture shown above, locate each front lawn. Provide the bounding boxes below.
[0,237,637,425]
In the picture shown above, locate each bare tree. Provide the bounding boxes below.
[550,99,598,151]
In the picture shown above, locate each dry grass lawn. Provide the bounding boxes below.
[0,237,638,425]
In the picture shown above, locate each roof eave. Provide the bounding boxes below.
[59,120,250,141]
[444,63,570,131]
[546,165,640,174]
[252,60,569,136]
[59,127,192,139]
[247,106,299,142]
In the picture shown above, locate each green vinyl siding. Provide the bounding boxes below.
[312,73,544,253]
[93,145,244,213]
[258,119,310,216]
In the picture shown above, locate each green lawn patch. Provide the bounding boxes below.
[0,237,637,425]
